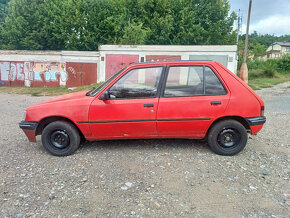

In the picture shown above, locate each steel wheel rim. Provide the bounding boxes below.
[218,128,241,148]
[50,130,70,149]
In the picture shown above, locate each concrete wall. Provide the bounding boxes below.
[0,45,237,86]
[0,50,99,87]
[98,45,238,82]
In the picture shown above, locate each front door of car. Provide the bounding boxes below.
[157,65,230,138]
[89,66,164,139]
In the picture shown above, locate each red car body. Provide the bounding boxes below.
[20,61,265,156]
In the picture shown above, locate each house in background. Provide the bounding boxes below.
[266,41,290,59]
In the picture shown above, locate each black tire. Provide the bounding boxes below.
[41,121,80,156]
[207,120,248,156]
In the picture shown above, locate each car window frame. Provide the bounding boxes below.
[90,66,127,97]
[160,65,228,98]
[105,66,166,100]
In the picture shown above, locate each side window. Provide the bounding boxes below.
[205,67,226,95]
[109,67,163,99]
[164,66,204,97]
[164,66,226,97]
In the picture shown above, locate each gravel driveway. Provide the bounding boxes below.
[0,83,289,217]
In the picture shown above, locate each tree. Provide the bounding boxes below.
[0,0,9,23]
[120,21,148,44]
[252,43,266,58]
[43,0,92,50]
[0,0,239,50]
[0,0,47,49]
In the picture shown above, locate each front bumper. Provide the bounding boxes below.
[245,116,266,126]
[19,121,38,142]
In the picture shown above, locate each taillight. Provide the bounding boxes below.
[261,105,264,116]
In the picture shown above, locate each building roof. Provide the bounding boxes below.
[273,42,290,47]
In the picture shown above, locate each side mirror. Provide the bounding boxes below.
[99,90,110,100]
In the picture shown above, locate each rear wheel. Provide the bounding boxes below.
[41,121,80,156]
[207,120,248,156]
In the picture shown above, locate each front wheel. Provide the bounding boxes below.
[41,121,80,156]
[207,120,248,156]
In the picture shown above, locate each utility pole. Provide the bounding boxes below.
[237,9,241,43]
[239,0,252,84]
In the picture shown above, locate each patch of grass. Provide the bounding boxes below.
[248,73,290,90]
[0,83,102,96]
[248,69,265,79]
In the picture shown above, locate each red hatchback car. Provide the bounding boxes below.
[20,61,266,156]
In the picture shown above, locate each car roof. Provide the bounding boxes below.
[130,60,214,65]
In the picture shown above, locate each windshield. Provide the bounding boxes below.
[88,67,127,96]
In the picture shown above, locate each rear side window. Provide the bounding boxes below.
[163,66,226,97]
[205,67,227,95]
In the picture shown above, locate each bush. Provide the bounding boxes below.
[248,69,264,79]
[277,55,290,73]
[238,54,289,80]
[263,68,276,77]
[261,61,277,77]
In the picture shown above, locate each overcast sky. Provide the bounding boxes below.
[228,0,290,36]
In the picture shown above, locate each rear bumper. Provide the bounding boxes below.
[19,121,38,142]
[245,116,266,126]
[245,116,266,135]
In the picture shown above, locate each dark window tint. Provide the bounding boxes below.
[205,67,226,95]
[109,67,163,99]
[164,66,204,97]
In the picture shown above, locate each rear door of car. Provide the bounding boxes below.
[88,65,165,139]
[156,64,230,138]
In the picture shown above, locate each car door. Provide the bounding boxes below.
[157,65,230,138]
[89,66,164,139]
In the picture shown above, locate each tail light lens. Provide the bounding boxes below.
[261,105,264,116]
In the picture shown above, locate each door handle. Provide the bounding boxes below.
[211,101,221,105]
[144,103,154,107]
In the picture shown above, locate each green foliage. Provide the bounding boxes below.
[42,0,92,50]
[0,0,47,50]
[247,55,289,81]
[241,31,290,48]
[0,0,237,50]
[238,32,290,65]
[252,43,266,58]
[0,0,9,23]
[120,21,148,44]
[247,55,290,90]
[277,55,290,72]
[263,67,276,78]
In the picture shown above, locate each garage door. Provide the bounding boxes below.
[105,54,139,80]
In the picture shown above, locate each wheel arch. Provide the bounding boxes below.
[206,116,251,138]
[36,116,85,140]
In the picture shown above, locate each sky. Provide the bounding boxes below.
[228,0,290,36]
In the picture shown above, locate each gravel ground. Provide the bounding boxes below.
[0,83,289,217]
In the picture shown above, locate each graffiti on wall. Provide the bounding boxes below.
[0,61,98,87]
[0,62,68,86]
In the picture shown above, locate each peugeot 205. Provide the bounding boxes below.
[19,61,266,156]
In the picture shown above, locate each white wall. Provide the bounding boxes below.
[0,50,100,63]
[1,46,238,85]
[98,45,238,82]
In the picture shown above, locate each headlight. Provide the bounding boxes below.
[22,111,27,121]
